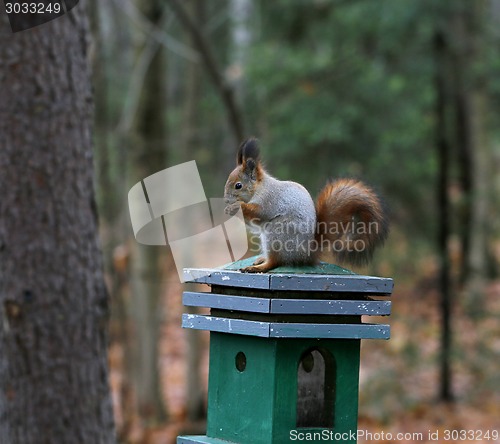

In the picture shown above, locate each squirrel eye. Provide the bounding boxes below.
[235,182,242,190]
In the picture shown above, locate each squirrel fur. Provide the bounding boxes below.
[224,138,389,273]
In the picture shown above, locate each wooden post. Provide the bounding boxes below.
[177,256,393,444]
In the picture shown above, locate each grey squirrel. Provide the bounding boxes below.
[224,138,389,273]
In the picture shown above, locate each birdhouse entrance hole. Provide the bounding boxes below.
[296,348,335,428]
[235,351,246,372]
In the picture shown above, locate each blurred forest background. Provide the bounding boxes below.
[89,0,500,442]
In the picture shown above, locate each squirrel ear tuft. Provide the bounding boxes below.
[244,158,257,180]
[237,137,260,165]
[237,143,244,165]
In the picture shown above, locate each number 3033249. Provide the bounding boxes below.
[5,2,62,14]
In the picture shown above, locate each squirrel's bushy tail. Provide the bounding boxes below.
[315,179,389,266]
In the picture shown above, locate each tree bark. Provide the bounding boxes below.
[127,0,168,425]
[0,5,116,444]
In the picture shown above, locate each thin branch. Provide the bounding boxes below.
[116,1,170,134]
[118,35,161,135]
[113,0,200,63]
[205,8,230,34]
[166,0,245,143]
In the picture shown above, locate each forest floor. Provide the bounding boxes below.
[108,266,500,444]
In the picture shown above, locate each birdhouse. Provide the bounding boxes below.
[177,256,393,444]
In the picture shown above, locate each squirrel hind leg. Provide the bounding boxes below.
[241,254,279,273]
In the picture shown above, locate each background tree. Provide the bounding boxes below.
[433,19,453,402]
[84,0,500,440]
[178,0,206,423]
[127,0,169,427]
[0,5,115,443]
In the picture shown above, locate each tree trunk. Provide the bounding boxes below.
[127,0,168,425]
[89,0,139,437]
[230,0,253,103]
[0,5,116,444]
[433,26,454,402]
[181,0,206,423]
[464,92,489,312]
[453,1,489,309]
[129,244,167,424]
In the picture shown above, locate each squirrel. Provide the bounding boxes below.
[224,138,389,273]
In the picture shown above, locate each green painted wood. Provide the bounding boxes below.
[223,255,356,275]
[210,284,391,300]
[206,333,360,444]
[184,255,394,294]
[179,259,393,444]
[209,309,363,325]
[207,333,276,444]
[273,339,360,443]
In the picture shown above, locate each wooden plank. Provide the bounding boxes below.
[177,436,234,444]
[269,323,390,340]
[183,292,390,315]
[270,299,391,315]
[210,308,362,325]
[182,314,270,337]
[182,314,390,339]
[183,291,271,313]
[270,274,393,294]
[184,267,393,295]
[183,268,271,289]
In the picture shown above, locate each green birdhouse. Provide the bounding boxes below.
[177,257,393,444]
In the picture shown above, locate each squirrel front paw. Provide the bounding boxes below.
[224,202,241,216]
